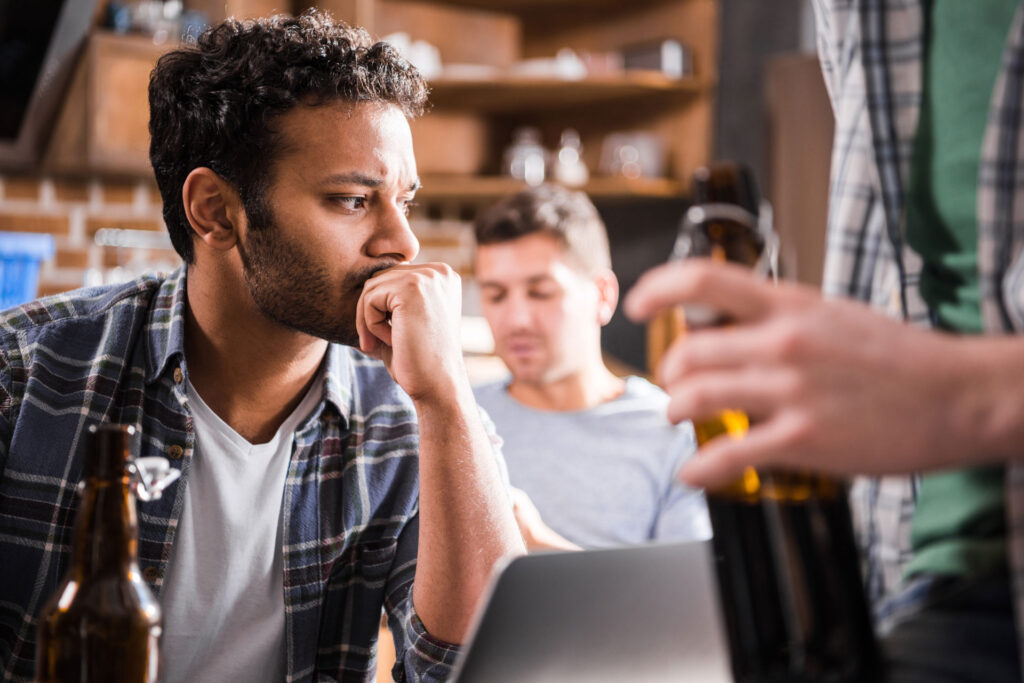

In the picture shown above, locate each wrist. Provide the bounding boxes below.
[947,336,1024,463]
[411,373,476,419]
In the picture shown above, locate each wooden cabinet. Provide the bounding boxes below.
[46,1,717,201]
[304,0,718,201]
[45,32,169,177]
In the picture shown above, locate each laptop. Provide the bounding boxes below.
[449,539,733,683]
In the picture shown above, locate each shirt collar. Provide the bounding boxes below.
[323,343,354,426]
[144,266,189,386]
[144,266,353,427]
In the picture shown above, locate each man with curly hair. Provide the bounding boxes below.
[0,11,522,682]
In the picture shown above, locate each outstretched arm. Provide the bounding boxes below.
[624,260,1024,490]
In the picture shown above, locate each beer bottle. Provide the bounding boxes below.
[36,424,161,683]
[675,162,879,682]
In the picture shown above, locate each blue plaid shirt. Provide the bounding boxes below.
[813,0,1024,662]
[0,267,464,682]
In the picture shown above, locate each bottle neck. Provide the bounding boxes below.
[70,475,140,577]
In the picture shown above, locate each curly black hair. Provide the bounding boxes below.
[148,10,428,263]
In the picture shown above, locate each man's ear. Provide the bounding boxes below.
[182,167,243,252]
[594,269,619,326]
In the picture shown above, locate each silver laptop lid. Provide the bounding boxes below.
[450,539,732,683]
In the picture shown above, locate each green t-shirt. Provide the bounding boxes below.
[904,0,1015,579]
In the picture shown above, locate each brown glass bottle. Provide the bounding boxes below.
[36,424,161,683]
[679,162,879,682]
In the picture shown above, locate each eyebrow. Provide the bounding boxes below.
[478,274,556,289]
[321,173,421,193]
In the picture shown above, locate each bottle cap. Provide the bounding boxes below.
[83,424,135,481]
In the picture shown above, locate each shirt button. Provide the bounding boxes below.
[173,367,183,384]
[143,566,161,583]
[166,444,184,460]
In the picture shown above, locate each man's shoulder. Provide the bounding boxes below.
[620,375,669,403]
[471,378,515,417]
[0,273,175,392]
[471,377,511,400]
[610,376,692,436]
[0,273,167,343]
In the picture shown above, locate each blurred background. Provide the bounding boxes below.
[0,0,831,375]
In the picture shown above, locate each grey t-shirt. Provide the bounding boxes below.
[473,376,710,548]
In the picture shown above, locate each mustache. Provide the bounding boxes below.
[345,260,402,291]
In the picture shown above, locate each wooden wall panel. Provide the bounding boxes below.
[89,36,165,174]
[766,53,833,287]
[185,0,291,23]
[410,112,490,175]
[376,1,520,67]
[293,0,376,30]
[520,0,718,85]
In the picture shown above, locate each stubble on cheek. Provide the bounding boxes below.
[238,214,406,347]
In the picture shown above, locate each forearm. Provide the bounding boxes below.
[411,380,524,643]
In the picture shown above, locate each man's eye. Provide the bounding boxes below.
[483,292,505,304]
[529,290,555,300]
[402,200,418,216]
[331,196,366,210]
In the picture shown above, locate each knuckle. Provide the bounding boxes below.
[781,412,813,447]
[778,370,805,401]
[685,263,716,294]
[768,323,803,361]
[658,345,690,383]
[682,382,713,416]
[666,392,693,423]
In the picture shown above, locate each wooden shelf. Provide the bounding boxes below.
[411,0,657,11]
[427,72,703,113]
[45,32,174,177]
[417,175,687,200]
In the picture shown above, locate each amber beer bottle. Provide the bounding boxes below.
[677,163,879,682]
[36,424,161,683]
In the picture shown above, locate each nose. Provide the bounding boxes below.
[368,202,419,262]
[504,291,533,329]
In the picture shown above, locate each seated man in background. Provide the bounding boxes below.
[472,184,709,551]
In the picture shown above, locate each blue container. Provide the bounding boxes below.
[0,232,56,309]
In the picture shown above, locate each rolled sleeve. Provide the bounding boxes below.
[391,599,462,682]
[386,512,463,682]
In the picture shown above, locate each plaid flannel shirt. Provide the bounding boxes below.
[0,267,465,682]
[812,0,1024,654]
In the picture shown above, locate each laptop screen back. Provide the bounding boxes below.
[450,540,732,683]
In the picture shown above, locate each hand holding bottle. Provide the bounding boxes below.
[625,257,1017,490]
[633,162,878,683]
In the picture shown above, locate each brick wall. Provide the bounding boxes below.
[0,173,481,308]
[0,173,176,299]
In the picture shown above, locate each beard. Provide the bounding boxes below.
[236,202,395,347]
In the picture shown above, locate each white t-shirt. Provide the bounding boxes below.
[159,374,323,683]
